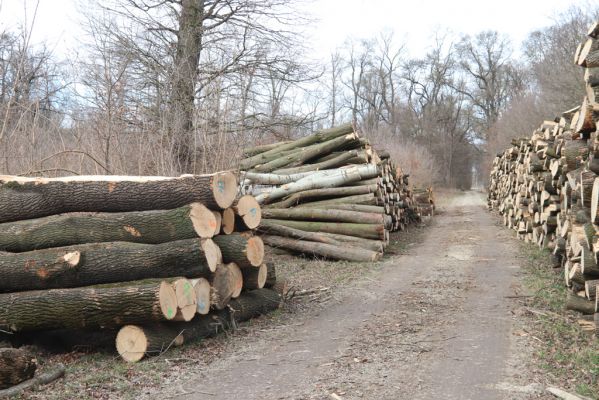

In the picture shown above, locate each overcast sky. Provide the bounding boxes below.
[0,0,591,60]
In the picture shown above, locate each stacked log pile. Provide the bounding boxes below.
[240,123,435,262]
[0,173,281,363]
[488,20,599,335]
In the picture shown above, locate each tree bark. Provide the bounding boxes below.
[255,165,379,205]
[565,291,595,315]
[0,280,178,332]
[0,202,217,252]
[272,150,366,175]
[0,173,238,223]
[0,238,220,292]
[294,193,377,208]
[263,218,385,240]
[265,184,377,208]
[261,235,380,262]
[262,208,384,224]
[213,233,264,268]
[0,348,36,389]
[239,123,353,170]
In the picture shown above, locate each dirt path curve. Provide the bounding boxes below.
[174,191,527,400]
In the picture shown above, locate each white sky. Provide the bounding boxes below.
[0,0,591,60]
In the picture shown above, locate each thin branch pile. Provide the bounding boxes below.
[0,172,281,366]
[488,20,599,336]
[240,123,435,261]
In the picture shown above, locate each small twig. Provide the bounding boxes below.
[17,168,81,177]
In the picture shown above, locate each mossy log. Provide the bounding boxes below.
[0,172,238,223]
[0,203,217,252]
[0,348,37,389]
[262,208,384,224]
[265,185,377,208]
[0,280,178,332]
[0,238,220,292]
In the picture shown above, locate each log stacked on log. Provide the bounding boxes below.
[240,123,435,261]
[0,172,280,363]
[488,20,599,336]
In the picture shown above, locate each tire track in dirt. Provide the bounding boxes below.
[169,191,529,400]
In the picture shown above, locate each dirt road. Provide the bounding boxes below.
[172,191,533,400]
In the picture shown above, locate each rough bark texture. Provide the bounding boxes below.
[0,348,37,389]
[0,172,238,223]
[0,203,216,252]
[0,239,218,292]
[565,291,595,315]
[241,263,267,290]
[0,281,177,332]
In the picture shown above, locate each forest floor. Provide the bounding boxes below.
[23,190,598,399]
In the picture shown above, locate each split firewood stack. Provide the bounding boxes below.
[0,173,281,364]
[488,20,599,336]
[240,123,434,262]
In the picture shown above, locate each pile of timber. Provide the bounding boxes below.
[0,173,281,364]
[240,123,434,262]
[488,20,599,336]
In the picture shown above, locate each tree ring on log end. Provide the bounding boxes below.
[189,203,217,238]
[158,281,178,320]
[212,172,238,209]
[246,236,265,267]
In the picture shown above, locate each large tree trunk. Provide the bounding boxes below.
[0,238,221,292]
[166,0,204,171]
[565,291,595,315]
[241,263,267,290]
[0,281,178,332]
[262,218,385,240]
[116,288,281,362]
[212,233,264,269]
[261,235,380,262]
[0,173,238,223]
[0,348,37,389]
[0,203,218,252]
[232,195,262,230]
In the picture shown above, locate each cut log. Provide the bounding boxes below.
[0,348,36,389]
[116,288,281,362]
[221,208,235,234]
[190,278,211,315]
[0,238,220,292]
[0,202,217,252]
[566,291,595,315]
[294,193,377,208]
[584,279,599,300]
[264,263,277,289]
[116,324,184,363]
[0,280,178,332]
[273,150,365,175]
[213,234,264,268]
[242,141,292,157]
[232,195,261,230]
[171,278,196,322]
[241,263,267,290]
[211,263,243,310]
[211,211,222,236]
[261,235,380,262]
[0,173,238,223]
[262,219,385,240]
